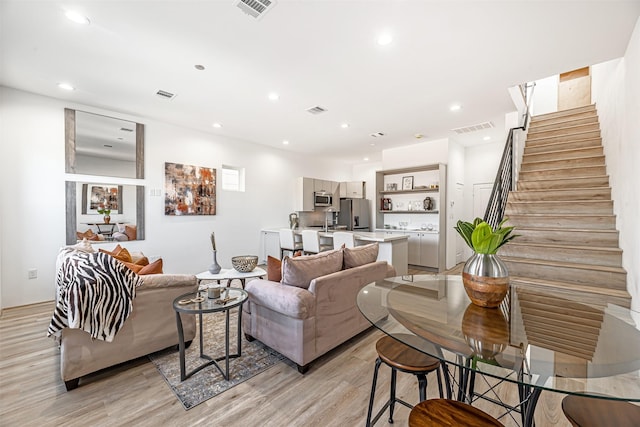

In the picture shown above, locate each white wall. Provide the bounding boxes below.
[382,138,450,167]
[446,139,465,269]
[591,17,640,310]
[530,74,559,116]
[0,86,351,308]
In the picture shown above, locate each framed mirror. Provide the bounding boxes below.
[65,109,144,179]
[66,181,145,245]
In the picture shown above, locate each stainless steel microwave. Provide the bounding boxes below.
[314,192,333,207]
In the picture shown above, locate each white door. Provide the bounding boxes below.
[470,183,494,260]
[473,183,494,220]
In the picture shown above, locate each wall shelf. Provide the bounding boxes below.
[378,210,439,214]
[375,163,447,272]
[379,188,439,195]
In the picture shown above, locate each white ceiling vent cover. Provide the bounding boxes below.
[451,121,494,134]
[156,89,176,100]
[234,0,276,20]
[306,105,328,115]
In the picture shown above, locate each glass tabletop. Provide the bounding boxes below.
[357,274,640,401]
[173,288,248,314]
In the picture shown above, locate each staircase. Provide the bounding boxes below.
[500,104,631,308]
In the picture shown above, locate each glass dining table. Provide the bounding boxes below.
[357,274,640,427]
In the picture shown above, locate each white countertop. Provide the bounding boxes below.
[262,227,409,242]
[374,228,439,234]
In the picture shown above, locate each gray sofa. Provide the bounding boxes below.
[243,245,395,373]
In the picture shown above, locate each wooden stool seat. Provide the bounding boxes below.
[366,334,450,426]
[376,335,441,373]
[562,394,640,427]
[409,399,503,426]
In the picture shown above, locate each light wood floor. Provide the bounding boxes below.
[0,299,573,427]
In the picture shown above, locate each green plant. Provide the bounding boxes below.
[97,207,111,216]
[454,217,517,254]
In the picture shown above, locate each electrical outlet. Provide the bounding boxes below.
[28,268,37,279]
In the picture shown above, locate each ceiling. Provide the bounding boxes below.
[2,1,638,164]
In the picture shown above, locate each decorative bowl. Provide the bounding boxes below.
[231,255,258,272]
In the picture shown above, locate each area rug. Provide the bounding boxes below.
[149,309,285,410]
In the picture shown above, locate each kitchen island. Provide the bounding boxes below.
[260,228,409,275]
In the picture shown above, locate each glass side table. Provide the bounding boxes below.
[172,287,248,381]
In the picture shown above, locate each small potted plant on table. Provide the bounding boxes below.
[97,206,112,224]
[454,218,517,308]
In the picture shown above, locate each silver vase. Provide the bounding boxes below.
[462,253,509,308]
[208,250,222,274]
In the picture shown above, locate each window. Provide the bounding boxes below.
[221,165,245,192]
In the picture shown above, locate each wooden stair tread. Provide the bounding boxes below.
[518,164,605,172]
[510,186,610,194]
[518,175,609,183]
[529,117,598,131]
[531,105,596,121]
[503,256,626,273]
[523,145,602,156]
[521,154,605,165]
[511,277,632,299]
[507,200,612,205]
[527,130,600,142]
[512,226,617,233]
[528,123,600,135]
[506,241,622,253]
[523,139,602,153]
[507,213,616,218]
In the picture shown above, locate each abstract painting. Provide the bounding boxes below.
[82,184,122,215]
[164,162,216,215]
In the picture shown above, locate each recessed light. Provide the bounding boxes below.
[194,64,205,71]
[65,10,90,25]
[212,123,222,128]
[483,136,491,141]
[363,157,369,161]
[341,123,349,129]
[370,143,376,147]
[414,133,424,139]
[377,33,393,46]
[268,92,280,101]
[282,140,289,145]
[450,104,462,112]
[57,83,75,91]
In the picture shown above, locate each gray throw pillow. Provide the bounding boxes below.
[344,243,379,269]
[281,248,344,289]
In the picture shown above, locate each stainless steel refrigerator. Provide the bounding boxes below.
[338,199,370,231]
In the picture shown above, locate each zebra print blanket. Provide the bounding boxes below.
[48,249,143,342]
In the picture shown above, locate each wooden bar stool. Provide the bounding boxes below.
[408,399,503,426]
[366,334,448,427]
[562,394,640,427]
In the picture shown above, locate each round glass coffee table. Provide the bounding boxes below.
[173,287,248,381]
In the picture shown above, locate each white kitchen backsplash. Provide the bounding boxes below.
[381,213,439,231]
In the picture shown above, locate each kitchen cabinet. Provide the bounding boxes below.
[340,181,365,198]
[294,177,315,211]
[295,177,340,212]
[408,232,438,268]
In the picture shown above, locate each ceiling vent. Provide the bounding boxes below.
[306,105,328,115]
[370,132,385,137]
[451,121,494,134]
[234,0,276,20]
[119,127,134,133]
[156,89,176,100]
